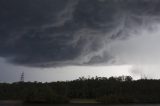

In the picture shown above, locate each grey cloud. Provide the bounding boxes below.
[0,0,160,67]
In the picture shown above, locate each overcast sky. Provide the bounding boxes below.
[1,0,160,82]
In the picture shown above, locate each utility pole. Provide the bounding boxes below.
[20,72,24,82]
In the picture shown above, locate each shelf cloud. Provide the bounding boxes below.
[0,0,160,67]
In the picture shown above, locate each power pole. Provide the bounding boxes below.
[20,72,24,82]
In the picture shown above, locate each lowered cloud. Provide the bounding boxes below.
[0,0,160,67]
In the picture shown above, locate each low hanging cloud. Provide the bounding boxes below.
[0,0,160,67]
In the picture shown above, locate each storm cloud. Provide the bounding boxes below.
[0,0,160,67]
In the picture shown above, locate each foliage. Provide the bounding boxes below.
[0,76,160,104]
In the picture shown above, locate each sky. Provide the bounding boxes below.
[1,0,160,82]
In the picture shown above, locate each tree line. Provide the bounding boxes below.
[0,76,160,104]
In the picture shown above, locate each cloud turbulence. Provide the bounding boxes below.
[0,0,160,67]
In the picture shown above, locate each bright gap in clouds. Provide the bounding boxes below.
[47,65,133,81]
[0,57,133,82]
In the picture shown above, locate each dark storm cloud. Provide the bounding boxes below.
[0,0,160,67]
